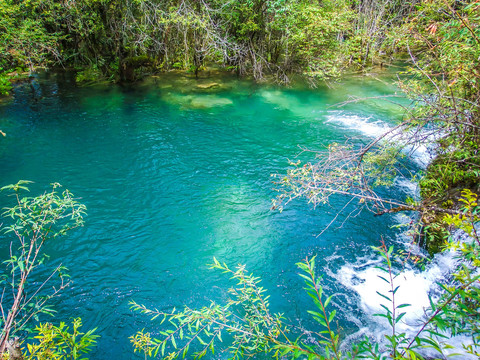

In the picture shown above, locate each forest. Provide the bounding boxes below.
[0,0,469,85]
[0,0,479,359]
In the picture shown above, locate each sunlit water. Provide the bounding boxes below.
[0,70,440,359]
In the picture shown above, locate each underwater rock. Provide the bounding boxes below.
[162,92,233,109]
[189,95,233,109]
[196,82,220,90]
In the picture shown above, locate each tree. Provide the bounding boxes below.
[0,0,62,73]
[131,256,353,360]
[25,318,99,360]
[271,0,480,250]
[0,0,410,87]
[395,0,480,203]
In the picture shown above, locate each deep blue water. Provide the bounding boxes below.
[0,70,413,359]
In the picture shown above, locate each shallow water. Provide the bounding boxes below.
[0,70,419,359]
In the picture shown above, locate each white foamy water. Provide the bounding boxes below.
[394,178,419,198]
[335,230,478,358]
[326,113,391,138]
[403,144,432,168]
[325,112,434,167]
[325,111,478,357]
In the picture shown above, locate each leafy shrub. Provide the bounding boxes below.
[0,72,12,96]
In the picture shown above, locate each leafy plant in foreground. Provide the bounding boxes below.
[25,318,98,360]
[131,256,352,360]
[0,181,87,355]
[371,241,411,358]
[430,190,480,357]
[360,192,480,359]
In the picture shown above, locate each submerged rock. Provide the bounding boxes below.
[162,92,233,109]
[196,82,220,90]
[189,95,233,109]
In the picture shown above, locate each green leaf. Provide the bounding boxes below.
[328,310,336,323]
[197,336,206,346]
[376,291,391,302]
[158,340,166,356]
[324,295,333,308]
[395,312,406,323]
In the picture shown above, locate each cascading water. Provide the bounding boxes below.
[324,111,477,358]
[332,228,477,359]
[326,110,434,167]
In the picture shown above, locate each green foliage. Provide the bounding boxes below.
[443,189,479,238]
[288,0,354,79]
[368,242,411,358]
[0,0,62,73]
[25,318,98,360]
[428,191,480,357]
[270,0,479,251]
[131,256,354,360]
[0,181,87,353]
[271,142,406,214]
[1,181,86,239]
[391,0,480,206]
[0,71,12,96]
[133,187,480,359]
[130,257,290,359]
[420,149,480,201]
[75,66,107,84]
[295,257,342,359]
[0,0,415,82]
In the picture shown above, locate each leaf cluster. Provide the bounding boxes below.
[25,318,98,360]
[131,256,361,360]
[0,181,87,353]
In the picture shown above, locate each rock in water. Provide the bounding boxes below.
[196,82,220,90]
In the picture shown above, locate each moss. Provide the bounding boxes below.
[419,147,480,253]
[125,55,153,68]
[75,67,106,85]
[420,210,449,255]
[0,72,13,96]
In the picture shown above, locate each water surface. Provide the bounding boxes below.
[0,71,413,359]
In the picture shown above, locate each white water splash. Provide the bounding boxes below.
[335,230,478,359]
[394,178,419,198]
[326,113,391,138]
[325,112,434,167]
[402,143,432,168]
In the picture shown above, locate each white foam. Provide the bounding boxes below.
[403,143,433,167]
[394,178,419,198]
[326,114,391,138]
[325,112,435,167]
[335,230,478,358]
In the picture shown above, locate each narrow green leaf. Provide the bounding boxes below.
[328,310,336,323]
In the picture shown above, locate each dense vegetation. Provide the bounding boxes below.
[0,0,479,358]
[0,0,419,88]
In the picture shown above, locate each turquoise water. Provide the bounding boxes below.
[0,71,413,358]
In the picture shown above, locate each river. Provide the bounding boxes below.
[0,70,429,359]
